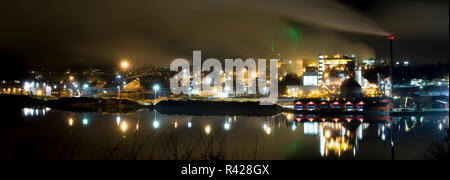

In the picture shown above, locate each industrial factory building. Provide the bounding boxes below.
[318,54,357,84]
[284,54,382,98]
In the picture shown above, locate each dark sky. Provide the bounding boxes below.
[0,0,448,77]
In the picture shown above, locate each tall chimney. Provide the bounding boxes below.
[388,35,395,76]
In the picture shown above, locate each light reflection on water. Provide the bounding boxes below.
[9,108,449,160]
[23,107,51,116]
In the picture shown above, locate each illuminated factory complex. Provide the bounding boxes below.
[286,53,383,99]
[318,54,356,84]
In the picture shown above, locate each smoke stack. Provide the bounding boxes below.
[388,35,395,76]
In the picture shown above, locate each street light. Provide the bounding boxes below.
[118,60,129,99]
[153,84,160,101]
[121,61,129,69]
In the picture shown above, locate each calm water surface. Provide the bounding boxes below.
[0,108,447,160]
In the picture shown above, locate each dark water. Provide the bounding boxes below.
[0,108,447,160]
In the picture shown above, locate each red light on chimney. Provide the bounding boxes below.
[388,36,395,40]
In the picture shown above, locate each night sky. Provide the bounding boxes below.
[0,0,448,77]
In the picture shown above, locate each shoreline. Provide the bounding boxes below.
[1,94,448,117]
[0,94,151,114]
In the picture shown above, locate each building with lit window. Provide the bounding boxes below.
[361,58,385,70]
[303,72,318,86]
[395,60,409,67]
[378,74,392,97]
[318,54,356,83]
[318,54,357,96]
